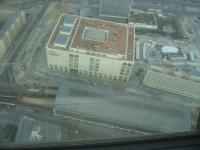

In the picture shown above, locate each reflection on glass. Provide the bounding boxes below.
[0,0,199,144]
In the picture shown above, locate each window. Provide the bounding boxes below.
[89,57,100,74]
[55,65,58,71]
[59,66,63,71]
[50,64,54,70]
[84,71,88,76]
[94,72,98,77]
[69,54,79,69]
[64,67,68,72]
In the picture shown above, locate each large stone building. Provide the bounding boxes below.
[0,9,26,60]
[46,14,135,81]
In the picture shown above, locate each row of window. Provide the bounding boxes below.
[120,62,132,77]
[48,65,129,81]
[89,57,100,73]
[49,64,68,72]
[78,70,129,81]
[69,54,79,69]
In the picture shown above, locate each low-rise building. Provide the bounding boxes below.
[46,14,135,81]
[143,70,200,99]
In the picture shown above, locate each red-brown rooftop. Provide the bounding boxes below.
[71,17,132,55]
[47,14,135,61]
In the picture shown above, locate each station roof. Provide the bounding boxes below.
[100,0,132,18]
[54,81,192,133]
[15,116,61,143]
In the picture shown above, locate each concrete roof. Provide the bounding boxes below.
[54,81,192,133]
[100,0,133,18]
[15,116,61,143]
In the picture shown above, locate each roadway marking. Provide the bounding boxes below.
[56,113,150,135]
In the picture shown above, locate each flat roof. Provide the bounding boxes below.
[100,0,132,18]
[83,27,108,42]
[47,14,135,61]
[129,12,157,26]
[143,70,200,99]
[15,116,61,143]
[54,81,192,133]
[71,17,133,57]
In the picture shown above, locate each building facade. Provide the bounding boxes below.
[46,14,135,81]
[143,70,200,99]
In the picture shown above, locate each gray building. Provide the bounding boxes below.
[15,116,61,143]
[99,0,133,23]
[0,9,26,60]
[54,81,193,134]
